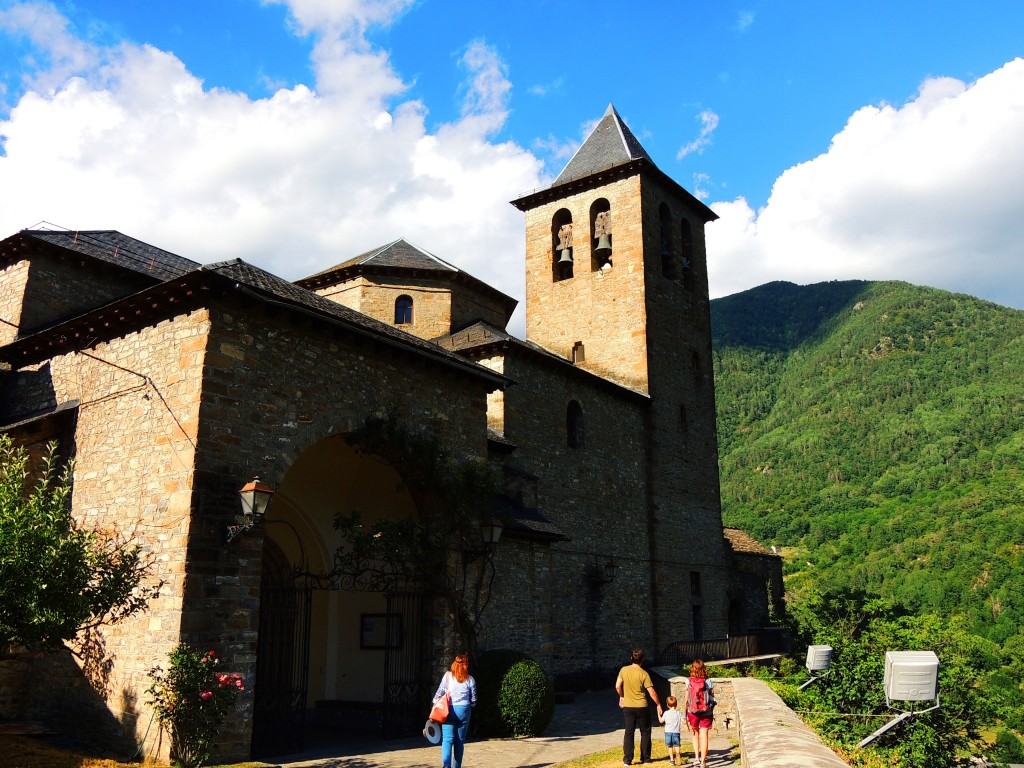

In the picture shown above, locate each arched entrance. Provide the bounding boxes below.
[251,433,433,758]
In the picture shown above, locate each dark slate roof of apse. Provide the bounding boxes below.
[553,104,652,186]
[297,238,518,318]
[6,229,200,280]
[304,238,460,278]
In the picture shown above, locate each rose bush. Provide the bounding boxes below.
[147,644,244,768]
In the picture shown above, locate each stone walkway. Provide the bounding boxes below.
[272,691,739,768]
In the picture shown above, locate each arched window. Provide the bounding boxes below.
[394,295,413,325]
[566,400,584,449]
[590,198,612,271]
[659,203,677,279]
[552,208,574,282]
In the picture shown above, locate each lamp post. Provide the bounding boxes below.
[226,476,274,543]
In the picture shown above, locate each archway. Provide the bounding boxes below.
[251,433,429,757]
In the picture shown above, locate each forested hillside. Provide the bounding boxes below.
[712,280,1024,642]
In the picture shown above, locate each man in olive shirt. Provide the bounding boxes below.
[615,648,663,765]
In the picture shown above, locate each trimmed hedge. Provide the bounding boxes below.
[475,649,555,737]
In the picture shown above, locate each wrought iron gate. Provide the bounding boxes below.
[252,585,313,757]
[381,591,429,739]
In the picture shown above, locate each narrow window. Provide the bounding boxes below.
[567,400,584,449]
[681,219,695,290]
[690,571,702,596]
[659,203,677,278]
[679,404,689,433]
[394,295,413,325]
[691,349,701,387]
[691,605,704,641]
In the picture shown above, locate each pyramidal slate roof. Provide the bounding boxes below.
[15,229,200,281]
[303,238,459,281]
[553,104,653,186]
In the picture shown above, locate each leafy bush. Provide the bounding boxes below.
[0,436,158,652]
[497,660,555,737]
[475,649,553,737]
[992,730,1024,763]
[147,644,244,768]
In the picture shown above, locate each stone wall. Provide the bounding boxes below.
[638,172,730,648]
[20,250,154,335]
[483,346,653,676]
[3,308,208,756]
[177,292,495,759]
[0,259,29,346]
[316,274,455,339]
[315,273,512,341]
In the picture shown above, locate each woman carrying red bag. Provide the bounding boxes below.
[432,654,477,768]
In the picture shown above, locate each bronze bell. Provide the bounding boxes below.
[594,234,612,258]
[557,248,573,265]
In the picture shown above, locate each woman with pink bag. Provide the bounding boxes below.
[431,654,478,768]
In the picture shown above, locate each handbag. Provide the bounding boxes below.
[429,672,451,722]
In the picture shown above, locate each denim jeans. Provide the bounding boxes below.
[441,704,472,768]
[622,706,652,764]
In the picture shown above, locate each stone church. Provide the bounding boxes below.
[0,105,781,760]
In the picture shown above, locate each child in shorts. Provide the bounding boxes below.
[658,695,683,766]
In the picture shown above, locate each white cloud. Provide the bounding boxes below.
[707,58,1024,310]
[0,0,542,333]
[0,1,98,103]
[736,11,755,32]
[677,109,719,159]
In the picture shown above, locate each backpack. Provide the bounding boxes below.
[687,677,714,715]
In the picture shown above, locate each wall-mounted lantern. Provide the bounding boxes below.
[226,476,274,544]
[479,514,504,551]
[587,557,619,587]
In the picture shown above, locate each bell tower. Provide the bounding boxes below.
[511,104,717,395]
[511,104,730,645]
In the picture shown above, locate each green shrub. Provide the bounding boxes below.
[497,660,555,737]
[474,649,553,737]
[992,730,1024,763]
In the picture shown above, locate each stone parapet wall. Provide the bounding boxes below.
[730,677,848,767]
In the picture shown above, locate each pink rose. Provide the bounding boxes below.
[200,691,213,702]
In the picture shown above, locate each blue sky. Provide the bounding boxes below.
[2,0,1023,334]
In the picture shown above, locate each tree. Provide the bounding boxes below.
[0,434,159,655]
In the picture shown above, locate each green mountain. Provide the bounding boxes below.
[711,280,1024,642]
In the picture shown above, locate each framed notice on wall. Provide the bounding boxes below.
[360,613,402,649]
